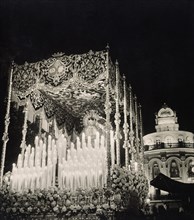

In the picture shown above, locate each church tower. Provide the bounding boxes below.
[143,104,194,203]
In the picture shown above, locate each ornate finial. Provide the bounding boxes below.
[88,50,94,55]
[129,84,132,90]
[52,52,65,58]
[138,104,141,109]
[115,59,119,66]
[123,75,126,80]
[162,103,168,109]
[106,43,110,51]
[134,94,137,100]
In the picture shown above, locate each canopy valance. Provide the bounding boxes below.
[11,50,121,127]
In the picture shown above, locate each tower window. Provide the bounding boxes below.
[188,160,194,177]
[152,162,160,179]
[170,160,180,177]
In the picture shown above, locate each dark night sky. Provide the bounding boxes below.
[1,0,194,138]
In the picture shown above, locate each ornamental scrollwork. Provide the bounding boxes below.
[30,90,44,110]
[13,62,38,98]
[34,50,107,87]
[109,58,116,93]
[77,50,107,83]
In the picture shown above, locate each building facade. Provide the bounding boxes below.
[143,104,194,200]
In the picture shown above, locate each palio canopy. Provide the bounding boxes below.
[11,50,126,132]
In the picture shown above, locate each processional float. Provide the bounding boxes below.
[0,47,144,192]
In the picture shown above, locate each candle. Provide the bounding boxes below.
[52,149,57,186]
[70,143,75,159]
[43,167,47,189]
[11,163,16,190]
[17,154,23,169]
[45,167,48,189]
[40,171,43,190]
[57,142,62,163]
[35,148,40,167]
[52,139,55,150]
[35,136,39,148]
[24,151,28,168]
[48,135,52,152]
[58,163,62,188]
[82,132,86,149]
[88,136,92,149]
[63,137,67,160]
[77,136,81,150]
[96,131,100,149]
[39,139,43,161]
[100,135,105,149]
[42,144,46,167]
[29,148,35,168]
[134,162,138,171]
[26,145,31,167]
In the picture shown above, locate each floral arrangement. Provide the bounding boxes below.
[0,187,117,219]
[111,165,149,211]
[0,166,148,219]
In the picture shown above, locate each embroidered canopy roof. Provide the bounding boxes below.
[11,49,124,131]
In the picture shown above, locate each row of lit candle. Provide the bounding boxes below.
[57,132,108,190]
[10,130,116,192]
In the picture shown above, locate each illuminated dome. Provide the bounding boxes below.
[155,104,179,132]
[158,105,174,118]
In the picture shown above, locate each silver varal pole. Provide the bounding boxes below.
[0,62,14,187]
[114,60,121,166]
[129,85,135,162]
[123,75,129,167]
[138,104,144,162]
[134,95,140,159]
[21,100,29,157]
[105,45,112,187]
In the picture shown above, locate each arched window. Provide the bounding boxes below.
[152,162,160,179]
[188,160,194,177]
[170,160,180,177]
[178,136,184,147]
[164,135,174,148]
[155,138,161,149]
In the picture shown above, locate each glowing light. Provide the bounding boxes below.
[11,132,109,192]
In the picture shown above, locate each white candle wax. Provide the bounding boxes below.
[35,136,39,148]
[77,137,81,149]
[57,142,62,163]
[48,135,52,151]
[134,162,138,171]
[82,132,86,149]
[17,154,23,169]
[100,135,105,149]
[88,136,92,149]
[96,131,100,149]
[63,137,67,160]
[24,151,28,168]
